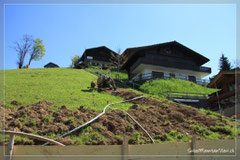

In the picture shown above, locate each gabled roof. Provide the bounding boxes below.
[44,62,59,68]
[121,41,210,70]
[207,67,240,88]
[80,46,118,61]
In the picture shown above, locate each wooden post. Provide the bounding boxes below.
[92,92,95,107]
[190,136,196,160]
[122,135,128,160]
[6,135,15,160]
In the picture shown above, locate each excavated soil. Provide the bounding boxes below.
[2,88,232,145]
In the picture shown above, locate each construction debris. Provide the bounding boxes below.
[97,76,117,91]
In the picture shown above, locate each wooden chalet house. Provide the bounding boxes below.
[207,68,240,118]
[121,41,211,84]
[80,46,118,67]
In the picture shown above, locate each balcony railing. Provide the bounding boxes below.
[131,73,210,85]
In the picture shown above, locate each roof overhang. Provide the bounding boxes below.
[121,41,209,70]
[207,68,240,88]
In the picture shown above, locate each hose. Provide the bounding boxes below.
[109,106,155,144]
[43,95,155,145]
[0,130,65,146]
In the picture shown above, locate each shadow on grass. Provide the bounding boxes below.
[81,89,94,92]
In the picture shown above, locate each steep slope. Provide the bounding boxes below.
[2,68,237,145]
[4,68,133,111]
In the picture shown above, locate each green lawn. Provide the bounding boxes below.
[139,78,218,98]
[84,66,219,99]
[4,68,133,111]
[85,66,128,80]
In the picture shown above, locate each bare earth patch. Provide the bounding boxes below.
[2,88,233,145]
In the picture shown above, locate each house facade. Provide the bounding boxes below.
[80,46,118,67]
[207,68,240,118]
[121,41,211,84]
[44,62,59,68]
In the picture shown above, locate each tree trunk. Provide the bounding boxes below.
[18,62,22,69]
[28,55,33,67]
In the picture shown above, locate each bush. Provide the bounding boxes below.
[71,55,81,69]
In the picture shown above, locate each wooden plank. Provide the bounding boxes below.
[190,136,196,160]
[8,139,237,157]
[6,135,15,160]
[174,99,199,103]
[122,135,128,160]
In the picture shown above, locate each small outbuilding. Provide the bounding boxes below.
[44,62,59,68]
[79,46,119,67]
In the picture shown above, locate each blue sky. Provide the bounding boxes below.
[4,4,236,78]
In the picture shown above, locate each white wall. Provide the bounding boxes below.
[131,64,210,81]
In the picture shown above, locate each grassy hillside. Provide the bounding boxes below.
[86,66,128,80]
[2,68,238,145]
[4,68,133,111]
[85,66,218,97]
[139,78,218,98]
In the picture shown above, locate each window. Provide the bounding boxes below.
[152,71,164,79]
[188,76,196,82]
[87,56,93,60]
[170,73,175,78]
[164,47,172,54]
[228,83,235,91]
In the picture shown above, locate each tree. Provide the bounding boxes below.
[28,38,45,67]
[71,54,80,68]
[115,48,121,72]
[13,35,33,69]
[219,53,232,71]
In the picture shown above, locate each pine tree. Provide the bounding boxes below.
[219,53,232,71]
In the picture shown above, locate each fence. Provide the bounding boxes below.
[0,139,238,160]
[167,91,208,100]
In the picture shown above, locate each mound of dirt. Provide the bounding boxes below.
[10,100,21,106]
[2,88,233,145]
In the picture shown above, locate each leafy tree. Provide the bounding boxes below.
[71,54,80,68]
[219,53,232,71]
[28,38,46,67]
[13,35,33,69]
